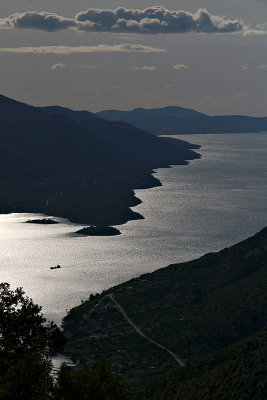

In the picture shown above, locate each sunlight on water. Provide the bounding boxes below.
[1,133,267,324]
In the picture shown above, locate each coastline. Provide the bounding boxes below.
[0,139,200,226]
[2,133,267,328]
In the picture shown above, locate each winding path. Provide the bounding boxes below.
[108,293,185,367]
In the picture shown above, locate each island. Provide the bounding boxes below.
[25,218,59,225]
[76,226,121,236]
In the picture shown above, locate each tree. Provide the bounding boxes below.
[0,282,66,362]
[0,350,53,400]
[54,357,127,400]
[0,283,127,400]
[0,282,66,400]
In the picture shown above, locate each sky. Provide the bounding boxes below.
[0,1,267,115]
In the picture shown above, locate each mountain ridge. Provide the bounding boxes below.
[97,105,267,135]
[97,105,207,122]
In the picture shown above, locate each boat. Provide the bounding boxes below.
[50,265,61,270]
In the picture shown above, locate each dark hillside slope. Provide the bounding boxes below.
[148,330,267,400]
[41,105,102,127]
[0,94,199,224]
[63,227,267,396]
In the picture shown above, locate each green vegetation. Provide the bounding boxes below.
[54,357,127,400]
[0,283,65,400]
[148,330,267,400]
[76,226,121,236]
[0,283,127,400]
[63,227,267,398]
[0,283,66,360]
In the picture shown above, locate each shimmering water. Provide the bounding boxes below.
[1,133,267,324]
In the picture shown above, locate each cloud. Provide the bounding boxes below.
[243,22,267,36]
[0,7,249,35]
[131,65,156,70]
[111,85,127,89]
[235,92,248,97]
[51,62,97,70]
[243,28,267,36]
[173,64,188,70]
[0,44,165,54]
[50,63,65,70]
[75,7,244,34]
[0,11,76,31]
[73,65,97,69]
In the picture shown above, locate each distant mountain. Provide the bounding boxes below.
[97,105,206,122]
[41,104,267,135]
[0,94,199,225]
[63,226,267,397]
[97,106,267,135]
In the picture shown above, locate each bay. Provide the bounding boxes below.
[1,133,267,324]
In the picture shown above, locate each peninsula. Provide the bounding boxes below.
[0,94,200,226]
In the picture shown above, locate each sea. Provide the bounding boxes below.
[1,133,267,325]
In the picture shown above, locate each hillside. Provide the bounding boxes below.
[0,94,199,225]
[41,105,101,127]
[62,227,267,397]
[97,106,267,135]
[148,330,267,400]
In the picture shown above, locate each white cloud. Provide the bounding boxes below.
[131,66,156,70]
[0,44,166,54]
[243,21,267,36]
[50,63,65,70]
[243,28,267,36]
[0,7,249,35]
[173,64,188,70]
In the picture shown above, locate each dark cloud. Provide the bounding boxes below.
[0,7,254,35]
[0,11,76,31]
[76,7,244,34]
